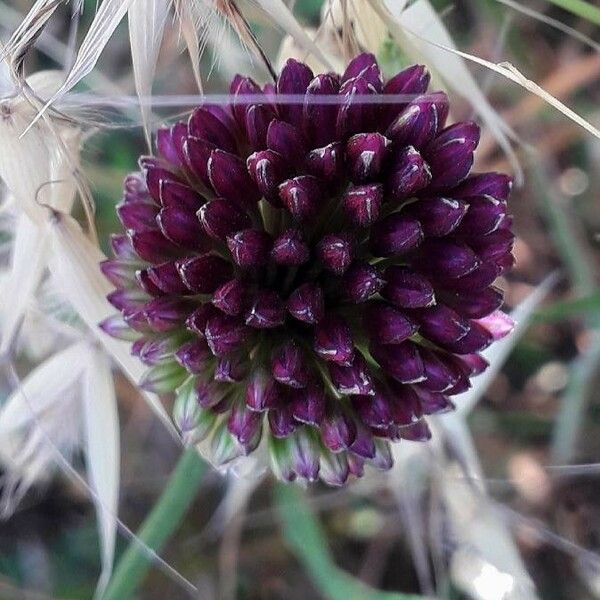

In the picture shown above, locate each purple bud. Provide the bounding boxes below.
[313,316,354,365]
[438,260,500,293]
[304,74,340,147]
[246,369,279,412]
[336,76,375,138]
[136,269,164,296]
[457,353,489,376]
[231,75,262,129]
[208,149,260,208]
[453,195,507,236]
[272,342,309,388]
[364,302,417,344]
[226,403,262,453]
[347,453,365,477]
[386,92,449,148]
[400,419,432,442]
[414,387,454,415]
[469,229,514,264]
[443,321,492,354]
[346,133,390,183]
[268,405,297,438]
[205,314,250,356]
[100,259,137,287]
[156,126,183,168]
[247,149,288,206]
[387,383,421,425]
[306,142,344,182]
[198,198,251,242]
[349,421,376,459]
[188,106,238,153]
[117,201,157,231]
[227,229,272,268]
[342,53,381,88]
[386,146,432,202]
[408,196,468,237]
[169,123,189,168]
[419,348,461,392]
[144,297,193,332]
[107,288,148,311]
[183,136,215,188]
[245,290,286,329]
[267,120,307,168]
[159,180,204,211]
[290,385,326,425]
[99,315,141,341]
[383,64,430,126]
[320,407,357,452]
[454,172,513,201]
[288,429,320,481]
[212,279,248,316]
[370,440,394,470]
[138,334,181,365]
[316,234,353,274]
[123,308,151,333]
[412,304,470,346]
[329,354,374,395]
[123,172,151,203]
[382,266,435,309]
[145,261,189,294]
[185,303,219,335]
[215,354,248,382]
[441,286,504,319]
[474,310,514,341]
[342,184,382,227]
[279,176,322,222]
[271,229,309,265]
[269,437,297,481]
[110,234,137,261]
[276,58,314,127]
[142,163,183,202]
[245,103,275,149]
[156,207,208,251]
[320,451,350,486]
[352,390,393,429]
[342,263,384,303]
[175,339,211,373]
[370,341,425,384]
[369,213,423,257]
[177,254,233,293]
[425,121,480,191]
[129,230,179,263]
[287,283,324,324]
[414,239,480,279]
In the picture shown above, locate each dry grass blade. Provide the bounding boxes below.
[173,0,203,92]
[30,0,135,131]
[128,0,170,147]
[82,345,120,598]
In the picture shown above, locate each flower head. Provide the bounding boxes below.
[101,53,514,485]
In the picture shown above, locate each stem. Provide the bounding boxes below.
[103,448,207,600]
[543,0,600,26]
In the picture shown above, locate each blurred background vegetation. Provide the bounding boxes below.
[0,0,599,598]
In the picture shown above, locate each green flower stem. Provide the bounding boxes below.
[103,448,207,600]
[276,484,423,600]
[543,0,600,26]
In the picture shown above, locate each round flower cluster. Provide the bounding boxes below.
[101,53,514,485]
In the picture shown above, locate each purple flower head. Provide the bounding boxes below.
[101,53,514,485]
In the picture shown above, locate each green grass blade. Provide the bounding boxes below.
[276,484,423,600]
[534,292,600,323]
[103,448,206,600]
[543,0,600,26]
